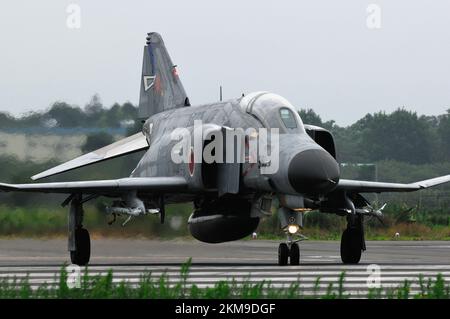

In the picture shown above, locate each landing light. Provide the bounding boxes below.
[287,224,299,234]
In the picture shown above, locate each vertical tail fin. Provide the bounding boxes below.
[138,32,190,120]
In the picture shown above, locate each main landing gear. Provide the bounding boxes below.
[68,194,91,266]
[340,215,366,264]
[70,227,91,266]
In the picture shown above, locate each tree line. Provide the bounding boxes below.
[0,95,449,165]
[300,108,450,164]
[0,94,137,129]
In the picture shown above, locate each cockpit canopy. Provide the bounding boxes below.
[239,92,305,134]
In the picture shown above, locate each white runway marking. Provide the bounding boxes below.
[1,264,449,297]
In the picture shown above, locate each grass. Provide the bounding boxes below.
[254,225,450,241]
[0,204,193,238]
[0,204,449,241]
[0,260,449,299]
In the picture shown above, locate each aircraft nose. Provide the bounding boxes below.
[288,149,340,194]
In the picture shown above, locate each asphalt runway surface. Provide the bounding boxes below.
[0,239,449,296]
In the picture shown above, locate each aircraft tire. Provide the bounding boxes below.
[278,243,289,266]
[70,228,91,266]
[290,243,300,265]
[340,228,362,264]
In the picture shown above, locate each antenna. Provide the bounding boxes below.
[219,85,223,102]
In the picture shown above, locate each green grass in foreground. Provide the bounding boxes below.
[0,260,449,299]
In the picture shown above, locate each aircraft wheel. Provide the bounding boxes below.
[70,228,91,266]
[278,243,289,266]
[290,243,300,265]
[340,228,362,264]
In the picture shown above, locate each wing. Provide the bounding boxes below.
[336,175,450,193]
[0,177,187,196]
[31,132,149,180]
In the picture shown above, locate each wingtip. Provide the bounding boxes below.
[0,182,15,192]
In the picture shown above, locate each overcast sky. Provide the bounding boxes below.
[0,0,449,126]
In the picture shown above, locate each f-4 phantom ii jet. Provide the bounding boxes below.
[1,33,449,266]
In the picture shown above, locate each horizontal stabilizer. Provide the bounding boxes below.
[31,132,149,180]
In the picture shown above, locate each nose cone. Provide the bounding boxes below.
[288,149,340,194]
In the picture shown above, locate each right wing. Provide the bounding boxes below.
[336,175,450,193]
[0,177,187,196]
[31,132,149,181]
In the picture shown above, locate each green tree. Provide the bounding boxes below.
[121,102,138,119]
[299,108,335,130]
[101,103,121,127]
[437,109,450,161]
[0,112,15,129]
[48,102,86,127]
[84,94,103,115]
[299,108,323,126]
[355,109,434,164]
[81,132,114,153]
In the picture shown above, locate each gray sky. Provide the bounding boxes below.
[0,0,449,126]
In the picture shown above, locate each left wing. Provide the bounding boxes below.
[31,132,149,181]
[0,177,187,195]
[336,175,450,193]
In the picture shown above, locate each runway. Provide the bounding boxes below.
[0,239,449,297]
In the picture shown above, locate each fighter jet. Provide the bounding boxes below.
[1,33,449,266]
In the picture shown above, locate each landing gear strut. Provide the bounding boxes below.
[68,194,91,266]
[340,215,365,264]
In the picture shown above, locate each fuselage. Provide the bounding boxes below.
[131,92,340,203]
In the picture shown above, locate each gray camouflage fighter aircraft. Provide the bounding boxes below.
[1,33,449,266]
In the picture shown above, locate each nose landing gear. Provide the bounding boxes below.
[277,206,304,266]
[278,240,300,266]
